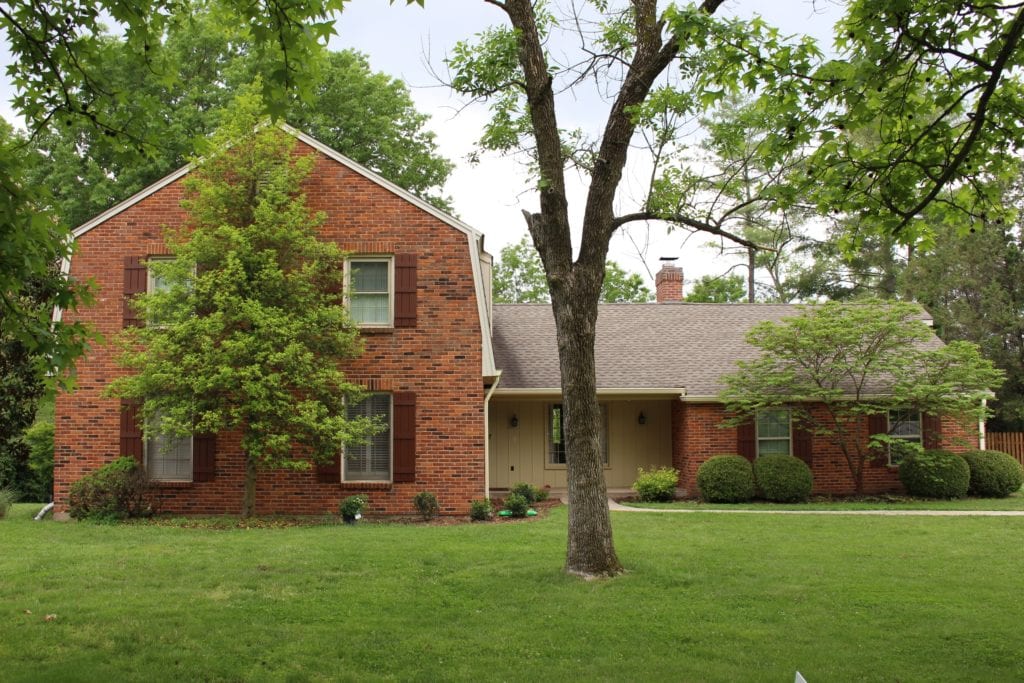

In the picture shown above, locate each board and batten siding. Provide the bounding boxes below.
[488,398,673,489]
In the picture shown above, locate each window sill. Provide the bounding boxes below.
[339,481,392,491]
[358,326,395,335]
[149,480,193,488]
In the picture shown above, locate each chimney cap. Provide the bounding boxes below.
[659,256,679,263]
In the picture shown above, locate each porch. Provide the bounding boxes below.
[487,396,676,490]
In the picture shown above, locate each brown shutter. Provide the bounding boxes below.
[792,422,813,466]
[120,400,144,463]
[192,434,217,482]
[922,413,942,449]
[316,453,341,483]
[394,254,417,328]
[393,392,417,482]
[867,413,889,467]
[737,420,756,461]
[123,256,148,328]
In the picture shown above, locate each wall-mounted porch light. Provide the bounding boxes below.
[638,411,647,425]
[510,414,519,428]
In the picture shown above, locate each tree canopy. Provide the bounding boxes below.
[720,300,1003,493]
[687,273,746,303]
[493,238,652,304]
[107,99,377,517]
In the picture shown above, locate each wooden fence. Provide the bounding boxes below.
[986,432,1024,466]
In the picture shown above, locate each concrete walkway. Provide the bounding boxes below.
[607,498,1024,516]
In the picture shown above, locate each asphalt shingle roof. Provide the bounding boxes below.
[491,303,937,396]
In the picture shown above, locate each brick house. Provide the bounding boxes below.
[489,266,980,497]
[54,125,499,517]
[54,126,979,516]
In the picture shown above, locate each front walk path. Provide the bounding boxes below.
[607,498,1024,516]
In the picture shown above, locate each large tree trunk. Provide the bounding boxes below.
[242,453,257,518]
[551,282,622,579]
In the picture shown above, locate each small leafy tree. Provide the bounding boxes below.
[108,95,378,517]
[720,300,1003,493]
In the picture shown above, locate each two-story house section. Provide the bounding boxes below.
[54,125,498,517]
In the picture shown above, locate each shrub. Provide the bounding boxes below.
[753,455,813,503]
[339,495,367,521]
[68,457,151,521]
[509,481,547,503]
[0,486,19,519]
[696,455,755,503]
[22,420,54,503]
[469,498,492,521]
[413,491,440,521]
[632,466,679,502]
[960,450,1024,498]
[503,492,530,517]
[899,449,970,499]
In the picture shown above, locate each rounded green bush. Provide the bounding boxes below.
[469,498,492,521]
[753,455,813,503]
[696,455,755,503]
[898,449,970,499]
[960,450,1024,498]
[503,492,530,517]
[632,466,680,502]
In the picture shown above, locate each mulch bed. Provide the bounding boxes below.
[126,499,565,529]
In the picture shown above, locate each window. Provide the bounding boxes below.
[756,409,791,457]
[887,409,922,465]
[348,258,392,326]
[145,412,193,482]
[548,404,608,466]
[345,393,392,481]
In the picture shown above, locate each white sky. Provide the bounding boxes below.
[1,1,844,290]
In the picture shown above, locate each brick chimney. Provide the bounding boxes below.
[655,260,684,303]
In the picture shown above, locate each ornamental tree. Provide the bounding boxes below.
[719,300,1003,493]
[107,98,377,517]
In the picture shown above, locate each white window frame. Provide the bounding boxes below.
[343,393,393,482]
[144,411,194,482]
[547,403,609,468]
[346,257,394,327]
[756,408,792,458]
[887,408,922,465]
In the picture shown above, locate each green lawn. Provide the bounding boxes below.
[623,487,1024,511]
[2,503,1022,682]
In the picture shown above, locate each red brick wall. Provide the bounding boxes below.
[670,402,979,497]
[55,140,486,516]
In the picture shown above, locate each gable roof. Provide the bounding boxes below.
[62,123,498,377]
[491,303,939,398]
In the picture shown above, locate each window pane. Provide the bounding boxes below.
[351,262,389,293]
[890,409,921,439]
[757,409,790,438]
[350,293,390,324]
[758,439,790,456]
[549,404,607,465]
[147,414,192,481]
[345,394,391,481]
[550,405,566,464]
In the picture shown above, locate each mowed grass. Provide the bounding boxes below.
[625,486,1024,511]
[2,503,1022,682]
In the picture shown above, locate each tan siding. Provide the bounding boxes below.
[489,398,672,489]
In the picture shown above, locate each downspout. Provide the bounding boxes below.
[979,397,988,450]
[483,371,503,498]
